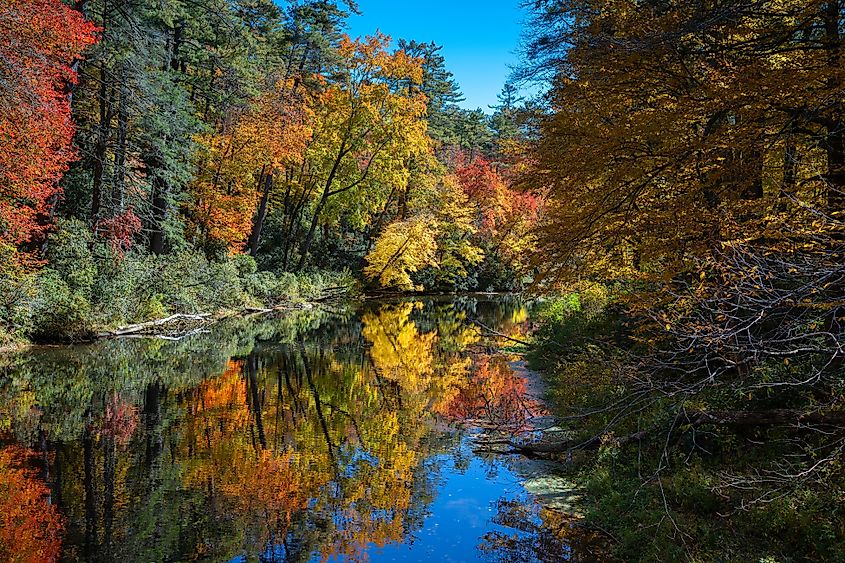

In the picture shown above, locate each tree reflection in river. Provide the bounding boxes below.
[0,297,599,562]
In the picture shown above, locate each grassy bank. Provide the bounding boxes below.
[0,220,355,346]
[528,287,845,562]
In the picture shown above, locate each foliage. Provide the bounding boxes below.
[0,446,64,562]
[364,216,438,290]
[519,0,845,558]
[0,0,540,322]
[0,0,96,269]
[0,220,354,340]
[190,80,312,251]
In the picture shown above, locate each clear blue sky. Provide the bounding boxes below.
[346,0,527,111]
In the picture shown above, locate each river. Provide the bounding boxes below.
[0,296,602,562]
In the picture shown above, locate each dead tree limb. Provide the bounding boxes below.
[507,409,845,456]
[471,319,534,346]
[97,313,211,338]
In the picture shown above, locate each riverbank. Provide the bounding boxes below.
[524,287,845,561]
[0,223,356,347]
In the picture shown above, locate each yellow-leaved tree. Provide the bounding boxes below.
[291,34,431,270]
[364,216,438,290]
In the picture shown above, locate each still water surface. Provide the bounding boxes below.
[0,297,599,561]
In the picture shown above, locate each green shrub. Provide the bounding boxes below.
[242,271,281,305]
[231,253,258,276]
[0,268,36,340]
[275,272,302,300]
[139,294,168,321]
[30,270,93,341]
[44,218,96,294]
[5,218,356,341]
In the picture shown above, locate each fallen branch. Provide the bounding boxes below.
[98,313,211,338]
[471,319,533,346]
[507,430,649,455]
[506,408,845,457]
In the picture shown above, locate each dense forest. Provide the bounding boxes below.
[0,0,538,344]
[4,0,845,560]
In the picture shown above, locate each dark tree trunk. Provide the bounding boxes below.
[248,168,272,257]
[103,438,115,559]
[92,63,113,223]
[740,145,764,200]
[111,63,128,212]
[297,191,328,271]
[779,130,800,212]
[149,172,168,255]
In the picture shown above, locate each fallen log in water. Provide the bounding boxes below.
[94,301,323,341]
[97,313,212,338]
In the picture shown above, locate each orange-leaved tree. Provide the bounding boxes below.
[190,80,312,253]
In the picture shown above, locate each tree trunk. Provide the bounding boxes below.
[248,167,272,257]
[740,145,764,200]
[508,409,845,456]
[111,63,128,212]
[83,425,98,556]
[779,128,800,212]
[297,192,327,271]
[92,63,112,223]
[149,173,168,255]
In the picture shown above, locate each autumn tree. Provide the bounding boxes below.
[0,0,95,270]
[364,216,439,290]
[190,81,312,253]
[523,0,845,282]
[518,0,845,554]
[286,34,430,270]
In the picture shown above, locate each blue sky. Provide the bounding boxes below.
[346,0,528,111]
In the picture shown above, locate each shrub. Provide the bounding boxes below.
[44,218,96,294]
[29,270,93,341]
[242,271,281,305]
[4,216,356,341]
[231,253,258,276]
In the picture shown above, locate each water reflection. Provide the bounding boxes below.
[0,297,600,562]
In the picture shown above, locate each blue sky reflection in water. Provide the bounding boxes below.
[245,441,557,562]
[327,446,544,562]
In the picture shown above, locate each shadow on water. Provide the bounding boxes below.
[0,297,606,562]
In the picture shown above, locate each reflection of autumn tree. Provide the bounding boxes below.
[0,445,64,563]
[362,301,482,419]
[441,355,546,432]
[0,299,538,561]
[0,311,327,561]
[180,358,330,555]
[171,317,452,561]
[363,302,436,396]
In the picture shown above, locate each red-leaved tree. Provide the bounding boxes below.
[0,0,96,271]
